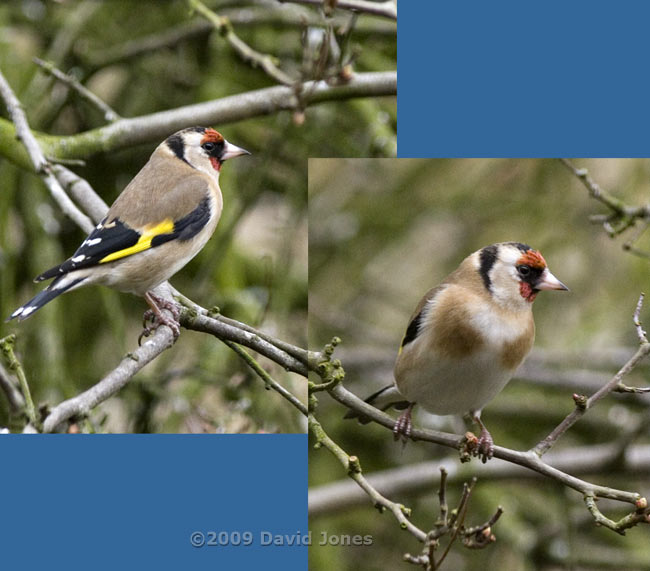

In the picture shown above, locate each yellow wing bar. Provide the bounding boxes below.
[100,219,174,264]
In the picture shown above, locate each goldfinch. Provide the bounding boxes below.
[348,242,568,462]
[7,126,249,338]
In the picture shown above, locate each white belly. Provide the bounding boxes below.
[395,347,515,415]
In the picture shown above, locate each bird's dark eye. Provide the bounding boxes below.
[202,142,215,152]
[518,265,531,277]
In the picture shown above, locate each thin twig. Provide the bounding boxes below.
[33,57,121,122]
[633,293,648,343]
[533,295,650,457]
[309,410,427,542]
[560,158,650,257]
[0,335,37,426]
[188,0,296,86]
[223,339,307,415]
[0,361,25,415]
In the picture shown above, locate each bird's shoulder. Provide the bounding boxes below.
[108,153,216,228]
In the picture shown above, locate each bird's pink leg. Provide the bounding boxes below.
[139,291,181,344]
[472,411,494,463]
[393,403,415,442]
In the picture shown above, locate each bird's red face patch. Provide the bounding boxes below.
[201,128,225,171]
[201,128,224,146]
[517,249,546,302]
[520,281,538,302]
[517,249,547,271]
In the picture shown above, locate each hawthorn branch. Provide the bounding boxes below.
[327,382,648,533]
[533,294,650,457]
[560,159,650,257]
[223,339,307,416]
[188,0,296,86]
[309,407,427,542]
[309,443,650,518]
[0,71,396,170]
[279,0,397,20]
[0,335,35,426]
[42,325,176,432]
[180,308,308,376]
[312,322,649,535]
[0,69,94,233]
[0,361,25,415]
[80,10,393,70]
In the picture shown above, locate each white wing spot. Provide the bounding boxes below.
[71,255,86,263]
[20,306,37,317]
[86,238,102,246]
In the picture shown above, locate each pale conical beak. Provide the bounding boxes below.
[221,140,251,161]
[536,269,569,291]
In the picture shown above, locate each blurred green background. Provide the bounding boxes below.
[309,159,650,570]
[0,0,395,432]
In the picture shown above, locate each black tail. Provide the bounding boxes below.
[6,276,85,322]
[343,384,410,424]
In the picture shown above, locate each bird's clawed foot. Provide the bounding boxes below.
[476,425,494,463]
[461,415,494,463]
[138,292,181,345]
[393,403,415,442]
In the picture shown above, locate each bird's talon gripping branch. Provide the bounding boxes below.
[476,427,495,463]
[393,404,414,442]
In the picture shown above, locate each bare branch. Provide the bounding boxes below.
[560,158,650,257]
[224,340,307,415]
[0,361,25,416]
[533,296,650,457]
[42,323,176,432]
[189,0,296,86]
[0,71,396,169]
[634,293,648,343]
[0,69,94,233]
[81,9,393,70]
[51,164,109,224]
[326,381,645,524]
[279,0,397,20]
[180,308,308,376]
[309,408,428,542]
[0,335,36,426]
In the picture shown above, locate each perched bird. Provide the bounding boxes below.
[7,126,249,339]
[347,242,568,461]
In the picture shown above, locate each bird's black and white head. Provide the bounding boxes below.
[476,242,568,311]
[163,126,250,180]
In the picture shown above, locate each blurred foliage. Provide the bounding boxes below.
[0,0,395,432]
[308,159,650,570]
